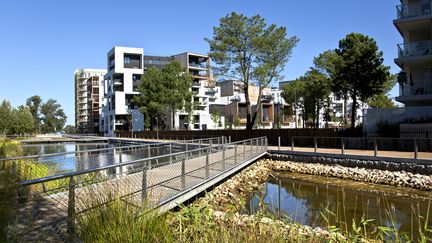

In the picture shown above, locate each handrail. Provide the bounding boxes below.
[19,136,265,187]
[290,136,432,141]
[0,136,225,162]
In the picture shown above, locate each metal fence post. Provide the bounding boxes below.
[265,137,268,149]
[185,143,189,160]
[278,136,281,151]
[341,138,345,155]
[374,138,378,157]
[169,143,172,163]
[142,167,147,200]
[314,137,317,153]
[229,136,231,144]
[148,146,151,157]
[291,137,294,151]
[181,158,186,189]
[67,176,76,240]
[414,139,418,160]
[118,149,123,174]
[222,145,226,170]
[206,150,210,178]
[199,139,202,156]
[12,160,17,176]
[256,138,259,153]
[234,144,237,164]
[243,141,246,160]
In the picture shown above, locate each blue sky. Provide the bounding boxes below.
[0,0,402,125]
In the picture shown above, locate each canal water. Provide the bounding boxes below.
[244,172,432,240]
[19,142,199,175]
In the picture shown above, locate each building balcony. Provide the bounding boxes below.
[189,62,207,69]
[396,40,432,66]
[396,1,432,21]
[396,81,432,106]
[398,40,432,58]
[192,81,201,87]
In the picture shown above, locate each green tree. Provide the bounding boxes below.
[12,105,36,135]
[281,79,306,127]
[40,99,67,133]
[135,61,194,130]
[0,100,14,135]
[26,95,42,132]
[367,74,396,108]
[206,12,298,130]
[63,125,76,134]
[332,33,390,129]
[210,110,221,129]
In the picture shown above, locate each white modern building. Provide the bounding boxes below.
[100,46,145,136]
[74,68,106,133]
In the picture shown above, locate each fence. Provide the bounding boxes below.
[115,128,338,146]
[0,137,226,181]
[12,136,267,241]
[273,136,432,160]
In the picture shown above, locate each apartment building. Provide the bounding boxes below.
[100,47,144,136]
[74,69,106,133]
[395,0,432,106]
[364,0,432,135]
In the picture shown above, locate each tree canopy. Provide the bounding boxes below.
[40,99,67,133]
[134,61,195,130]
[206,12,298,129]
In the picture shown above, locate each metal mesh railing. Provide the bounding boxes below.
[0,137,226,182]
[272,136,432,160]
[12,136,267,241]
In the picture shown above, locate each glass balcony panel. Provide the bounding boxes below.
[397,2,432,19]
[397,40,432,58]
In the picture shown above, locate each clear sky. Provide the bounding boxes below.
[0,0,402,125]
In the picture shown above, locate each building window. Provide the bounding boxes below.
[124,57,131,64]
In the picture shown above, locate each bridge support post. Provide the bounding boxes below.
[142,167,147,201]
[206,150,209,178]
[181,158,186,189]
[67,176,76,241]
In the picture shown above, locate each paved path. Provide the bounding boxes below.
[268,146,432,160]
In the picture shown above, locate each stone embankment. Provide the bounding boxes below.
[268,153,432,175]
[194,158,432,242]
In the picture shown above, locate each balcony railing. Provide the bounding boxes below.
[399,81,432,97]
[396,2,432,20]
[397,40,432,58]
[189,62,207,69]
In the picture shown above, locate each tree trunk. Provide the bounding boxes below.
[343,96,348,127]
[244,82,253,130]
[351,93,357,130]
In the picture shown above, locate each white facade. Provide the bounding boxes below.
[74,68,106,133]
[101,46,144,136]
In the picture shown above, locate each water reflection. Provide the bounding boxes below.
[245,173,432,240]
[20,142,200,176]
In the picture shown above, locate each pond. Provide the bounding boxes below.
[17,141,197,175]
[244,172,432,241]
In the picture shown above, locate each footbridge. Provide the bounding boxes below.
[6,136,267,241]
